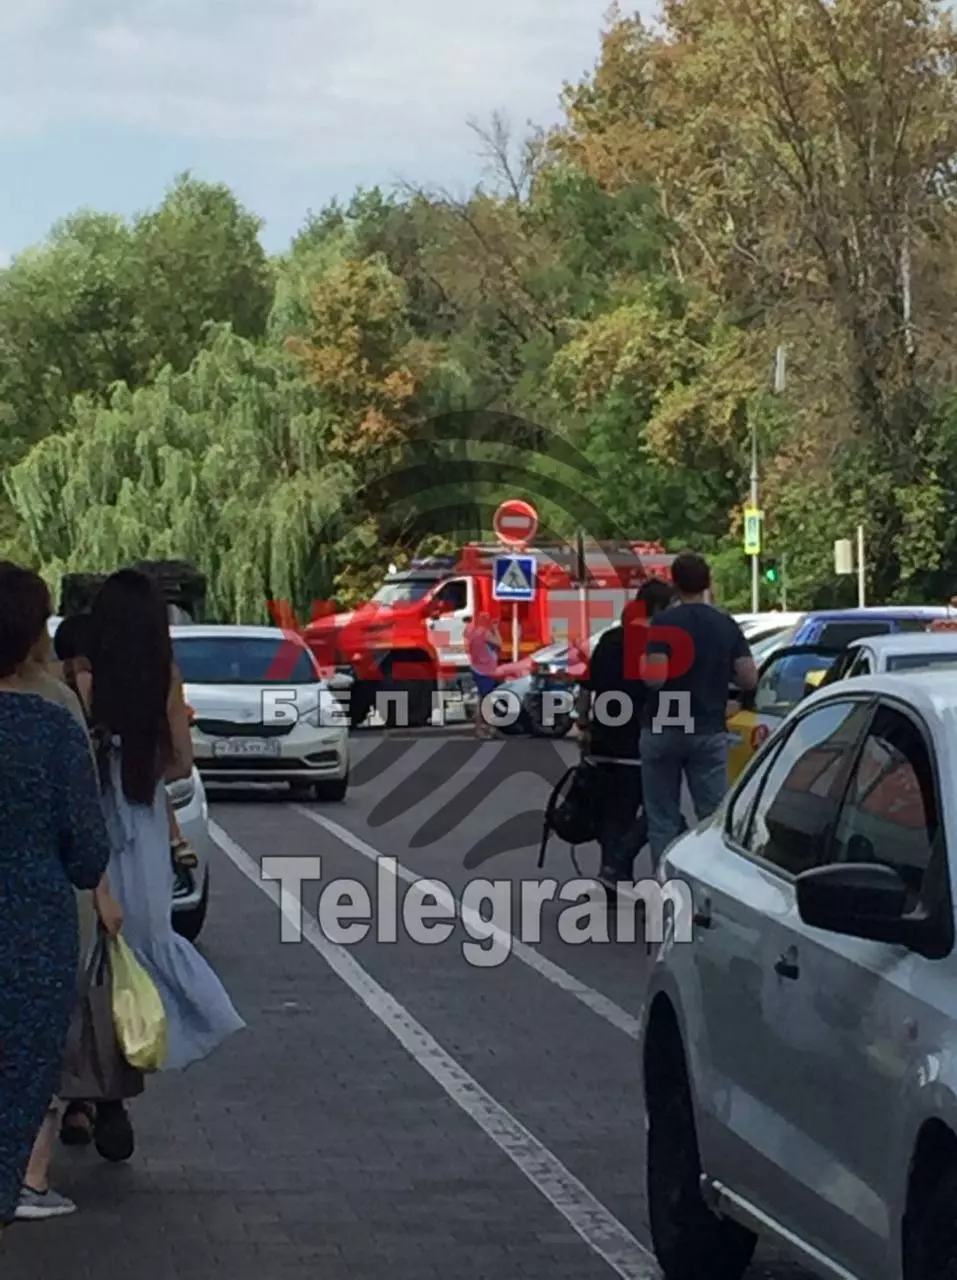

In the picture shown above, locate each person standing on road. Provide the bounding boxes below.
[0,564,111,1232]
[578,578,675,883]
[71,568,244,1161]
[640,552,757,868]
[466,611,503,739]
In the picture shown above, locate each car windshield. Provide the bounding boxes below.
[371,581,433,606]
[173,637,318,684]
[887,652,957,672]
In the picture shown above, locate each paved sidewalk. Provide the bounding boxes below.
[0,824,618,1280]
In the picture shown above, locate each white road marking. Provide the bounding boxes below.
[288,804,642,1040]
[209,821,659,1280]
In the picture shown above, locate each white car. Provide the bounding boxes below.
[641,669,957,1280]
[823,630,957,680]
[172,625,350,800]
[167,768,213,941]
[47,615,213,941]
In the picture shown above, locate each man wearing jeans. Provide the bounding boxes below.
[639,552,757,869]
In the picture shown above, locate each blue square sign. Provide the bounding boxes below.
[493,555,535,601]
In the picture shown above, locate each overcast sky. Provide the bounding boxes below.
[0,0,646,260]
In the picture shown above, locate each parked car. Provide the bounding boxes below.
[167,767,214,941]
[641,669,957,1280]
[173,625,351,800]
[734,611,804,645]
[47,615,213,941]
[822,630,957,682]
[726,608,953,780]
[489,625,615,737]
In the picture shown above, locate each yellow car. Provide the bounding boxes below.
[726,644,846,782]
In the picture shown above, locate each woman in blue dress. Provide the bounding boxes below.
[69,568,244,1159]
[0,564,111,1229]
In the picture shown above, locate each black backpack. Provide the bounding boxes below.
[538,759,600,873]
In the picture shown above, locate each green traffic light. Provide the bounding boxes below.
[764,565,778,583]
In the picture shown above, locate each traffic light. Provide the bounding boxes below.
[763,559,779,584]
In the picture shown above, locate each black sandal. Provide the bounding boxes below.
[94,1101,135,1163]
[60,1101,94,1147]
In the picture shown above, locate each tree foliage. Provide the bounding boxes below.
[8,3,957,611]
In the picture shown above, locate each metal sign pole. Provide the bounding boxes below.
[512,601,519,663]
[857,525,865,607]
[750,423,759,612]
[576,528,587,646]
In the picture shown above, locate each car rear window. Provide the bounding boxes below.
[887,652,957,672]
[817,621,892,647]
[173,637,318,684]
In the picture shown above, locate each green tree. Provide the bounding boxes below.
[6,326,353,619]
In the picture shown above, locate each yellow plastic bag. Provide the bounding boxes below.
[109,936,167,1072]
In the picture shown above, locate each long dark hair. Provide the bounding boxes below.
[88,568,173,804]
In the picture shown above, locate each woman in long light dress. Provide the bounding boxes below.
[73,568,244,1159]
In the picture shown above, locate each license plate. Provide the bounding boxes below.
[211,738,282,758]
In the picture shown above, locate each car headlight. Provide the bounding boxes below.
[303,699,349,728]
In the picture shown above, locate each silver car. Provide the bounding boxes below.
[640,669,957,1280]
[172,625,350,800]
[491,626,614,737]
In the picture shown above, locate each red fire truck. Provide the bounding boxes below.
[304,540,675,727]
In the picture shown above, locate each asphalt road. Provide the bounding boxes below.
[3,728,815,1280]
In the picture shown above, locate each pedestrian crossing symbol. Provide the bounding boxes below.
[743,507,762,556]
[493,555,536,601]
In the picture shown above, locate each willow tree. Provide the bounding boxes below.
[6,325,354,620]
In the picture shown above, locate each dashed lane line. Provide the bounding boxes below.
[209,821,659,1280]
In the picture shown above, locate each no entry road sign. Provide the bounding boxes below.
[493,499,538,547]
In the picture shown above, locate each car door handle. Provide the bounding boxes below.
[774,952,800,980]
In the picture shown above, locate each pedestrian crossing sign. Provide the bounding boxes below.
[493,555,536,601]
[743,507,762,556]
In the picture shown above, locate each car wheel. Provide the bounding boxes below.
[172,871,209,943]
[905,1164,957,1279]
[314,773,349,802]
[404,679,435,728]
[646,1028,756,1280]
[529,708,574,738]
[349,682,375,729]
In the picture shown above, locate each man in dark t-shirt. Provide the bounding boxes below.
[640,553,757,868]
[579,578,674,881]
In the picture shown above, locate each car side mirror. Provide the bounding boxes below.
[796,862,919,948]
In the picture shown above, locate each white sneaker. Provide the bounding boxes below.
[15,1186,76,1220]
